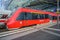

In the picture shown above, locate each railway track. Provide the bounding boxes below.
[0,22,57,38]
[0,27,36,38]
[0,29,8,32]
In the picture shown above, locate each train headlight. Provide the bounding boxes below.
[20,21,22,24]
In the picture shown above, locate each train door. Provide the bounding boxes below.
[16,12,27,27]
[25,12,33,25]
[37,14,45,24]
[32,13,38,24]
[21,12,28,26]
[19,12,33,26]
[49,15,53,23]
[52,16,57,22]
[23,12,33,26]
[44,14,50,23]
[40,14,45,24]
[19,12,35,26]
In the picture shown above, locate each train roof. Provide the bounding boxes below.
[17,7,58,16]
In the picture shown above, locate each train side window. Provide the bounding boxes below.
[56,16,57,20]
[59,16,60,19]
[55,16,57,20]
[32,13,38,19]
[52,16,55,20]
[54,16,55,20]
[49,15,52,20]
[16,12,32,20]
[39,14,44,19]
[26,13,32,20]
[45,14,49,19]
[42,14,45,19]
[38,14,44,19]
[54,16,57,20]
[16,12,25,20]
[52,16,54,20]
[38,14,41,19]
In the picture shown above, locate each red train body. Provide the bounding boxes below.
[1,8,58,30]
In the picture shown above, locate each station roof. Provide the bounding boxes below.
[6,0,58,10]
[4,0,59,14]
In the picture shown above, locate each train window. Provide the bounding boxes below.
[59,16,60,19]
[32,13,38,19]
[55,16,57,20]
[26,13,32,20]
[45,14,49,19]
[38,14,41,19]
[17,12,45,20]
[49,15,52,20]
[39,14,44,19]
[16,12,32,20]
[52,16,54,20]
[16,12,25,20]
[42,14,45,19]
[52,16,57,20]
[37,14,45,19]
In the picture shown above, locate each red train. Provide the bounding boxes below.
[1,8,58,30]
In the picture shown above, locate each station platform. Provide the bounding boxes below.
[0,22,60,40]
